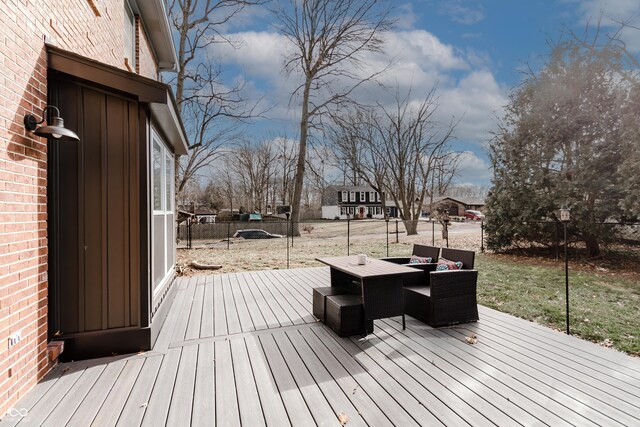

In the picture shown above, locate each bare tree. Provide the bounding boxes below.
[167,0,266,202]
[228,139,278,212]
[330,86,459,234]
[272,0,393,227]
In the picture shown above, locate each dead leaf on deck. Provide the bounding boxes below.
[137,351,146,355]
[601,338,614,348]
[140,402,148,408]
[465,333,478,345]
[61,367,70,375]
[338,412,349,425]
[352,385,358,395]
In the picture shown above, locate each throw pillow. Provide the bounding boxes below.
[436,257,463,271]
[409,255,432,264]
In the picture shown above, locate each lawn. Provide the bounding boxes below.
[477,253,640,356]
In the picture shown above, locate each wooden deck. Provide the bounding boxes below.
[4,267,640,426]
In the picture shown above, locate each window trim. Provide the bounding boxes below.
[349,191,356,202]
[151,128,175,297]
[124,1,137,70]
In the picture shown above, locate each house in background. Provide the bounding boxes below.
[321,186,399,219]
[426,196,486,217]
[0,0,187,415]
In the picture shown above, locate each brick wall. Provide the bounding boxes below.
[0,0,160,416]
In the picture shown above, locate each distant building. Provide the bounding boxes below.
[321,186,398,219]
[426,197,486,217]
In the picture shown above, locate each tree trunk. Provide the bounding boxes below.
[290,80,312,235]
[404,219,418,235]
[584,234,600,257]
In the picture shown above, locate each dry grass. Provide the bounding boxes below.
[177,221,483,276]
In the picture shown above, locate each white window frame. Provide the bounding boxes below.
[124,1,137,70]
[341,190,348,202]
[151,129,175,296]
[359,191,366,202]
[377,192,381,202]
[349,191,356,202]
[369,191,375,203]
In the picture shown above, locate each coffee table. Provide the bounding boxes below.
[316,256,422,331]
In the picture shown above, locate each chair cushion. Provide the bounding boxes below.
[436,257,463,271]
[409,255,432,264]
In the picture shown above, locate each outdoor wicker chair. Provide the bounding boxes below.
[403,248,479,327]
[381,244,440,286]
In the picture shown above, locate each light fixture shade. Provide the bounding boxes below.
[560,207,571,222]
[33,117,80,141]
[24,107,80,142]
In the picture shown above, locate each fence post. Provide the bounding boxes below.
[480,220,485,253]
[347,215,350,255]
[555,221,559,262]
[431,220,435,246]
[291,220,294,247]
[395,220,399,243]
[227,222,230,250]
[187,218,192,249]
[385,216,389,257]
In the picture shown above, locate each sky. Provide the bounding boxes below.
[203,0,640,187]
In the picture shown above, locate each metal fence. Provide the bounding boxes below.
[177,218,639,269]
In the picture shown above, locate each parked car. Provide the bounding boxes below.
[464,210,485,220]
[233,229,284,239]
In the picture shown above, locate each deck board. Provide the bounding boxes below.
[230,338,266,427]
[376,319,572,426]
[7,266,640,427]
[214,340,241,427]
[191,342,215,427]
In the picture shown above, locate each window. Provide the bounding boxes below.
[151,130,175,294]
[341,190,348,202]
[153,140,162,210]
[377,192,381,202]
[124,1,136,71]
[369,191,375,203]
[349,191,356,202]
[359,191,366,202]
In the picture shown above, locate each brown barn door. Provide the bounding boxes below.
[48,77,140,339]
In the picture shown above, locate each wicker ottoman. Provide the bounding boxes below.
[312,287,347,322]
[325,294,373,337]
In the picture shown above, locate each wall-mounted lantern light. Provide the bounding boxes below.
[24,105,79,141]
[560,206,571,223]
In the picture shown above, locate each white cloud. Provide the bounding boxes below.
[438,0,486,25]
[434,71,507,142]
[209,28,506,147]
[455,151,492,184]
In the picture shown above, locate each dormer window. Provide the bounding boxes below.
[359,191,366,202]
[369,191,375,202]
[349,191,356,202]
[341,190,348,202]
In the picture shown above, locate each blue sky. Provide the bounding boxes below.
[204,0,640,187]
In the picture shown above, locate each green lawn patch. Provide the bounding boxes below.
[476,253,640,356]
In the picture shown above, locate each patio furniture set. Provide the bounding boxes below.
[314,245,479,336]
